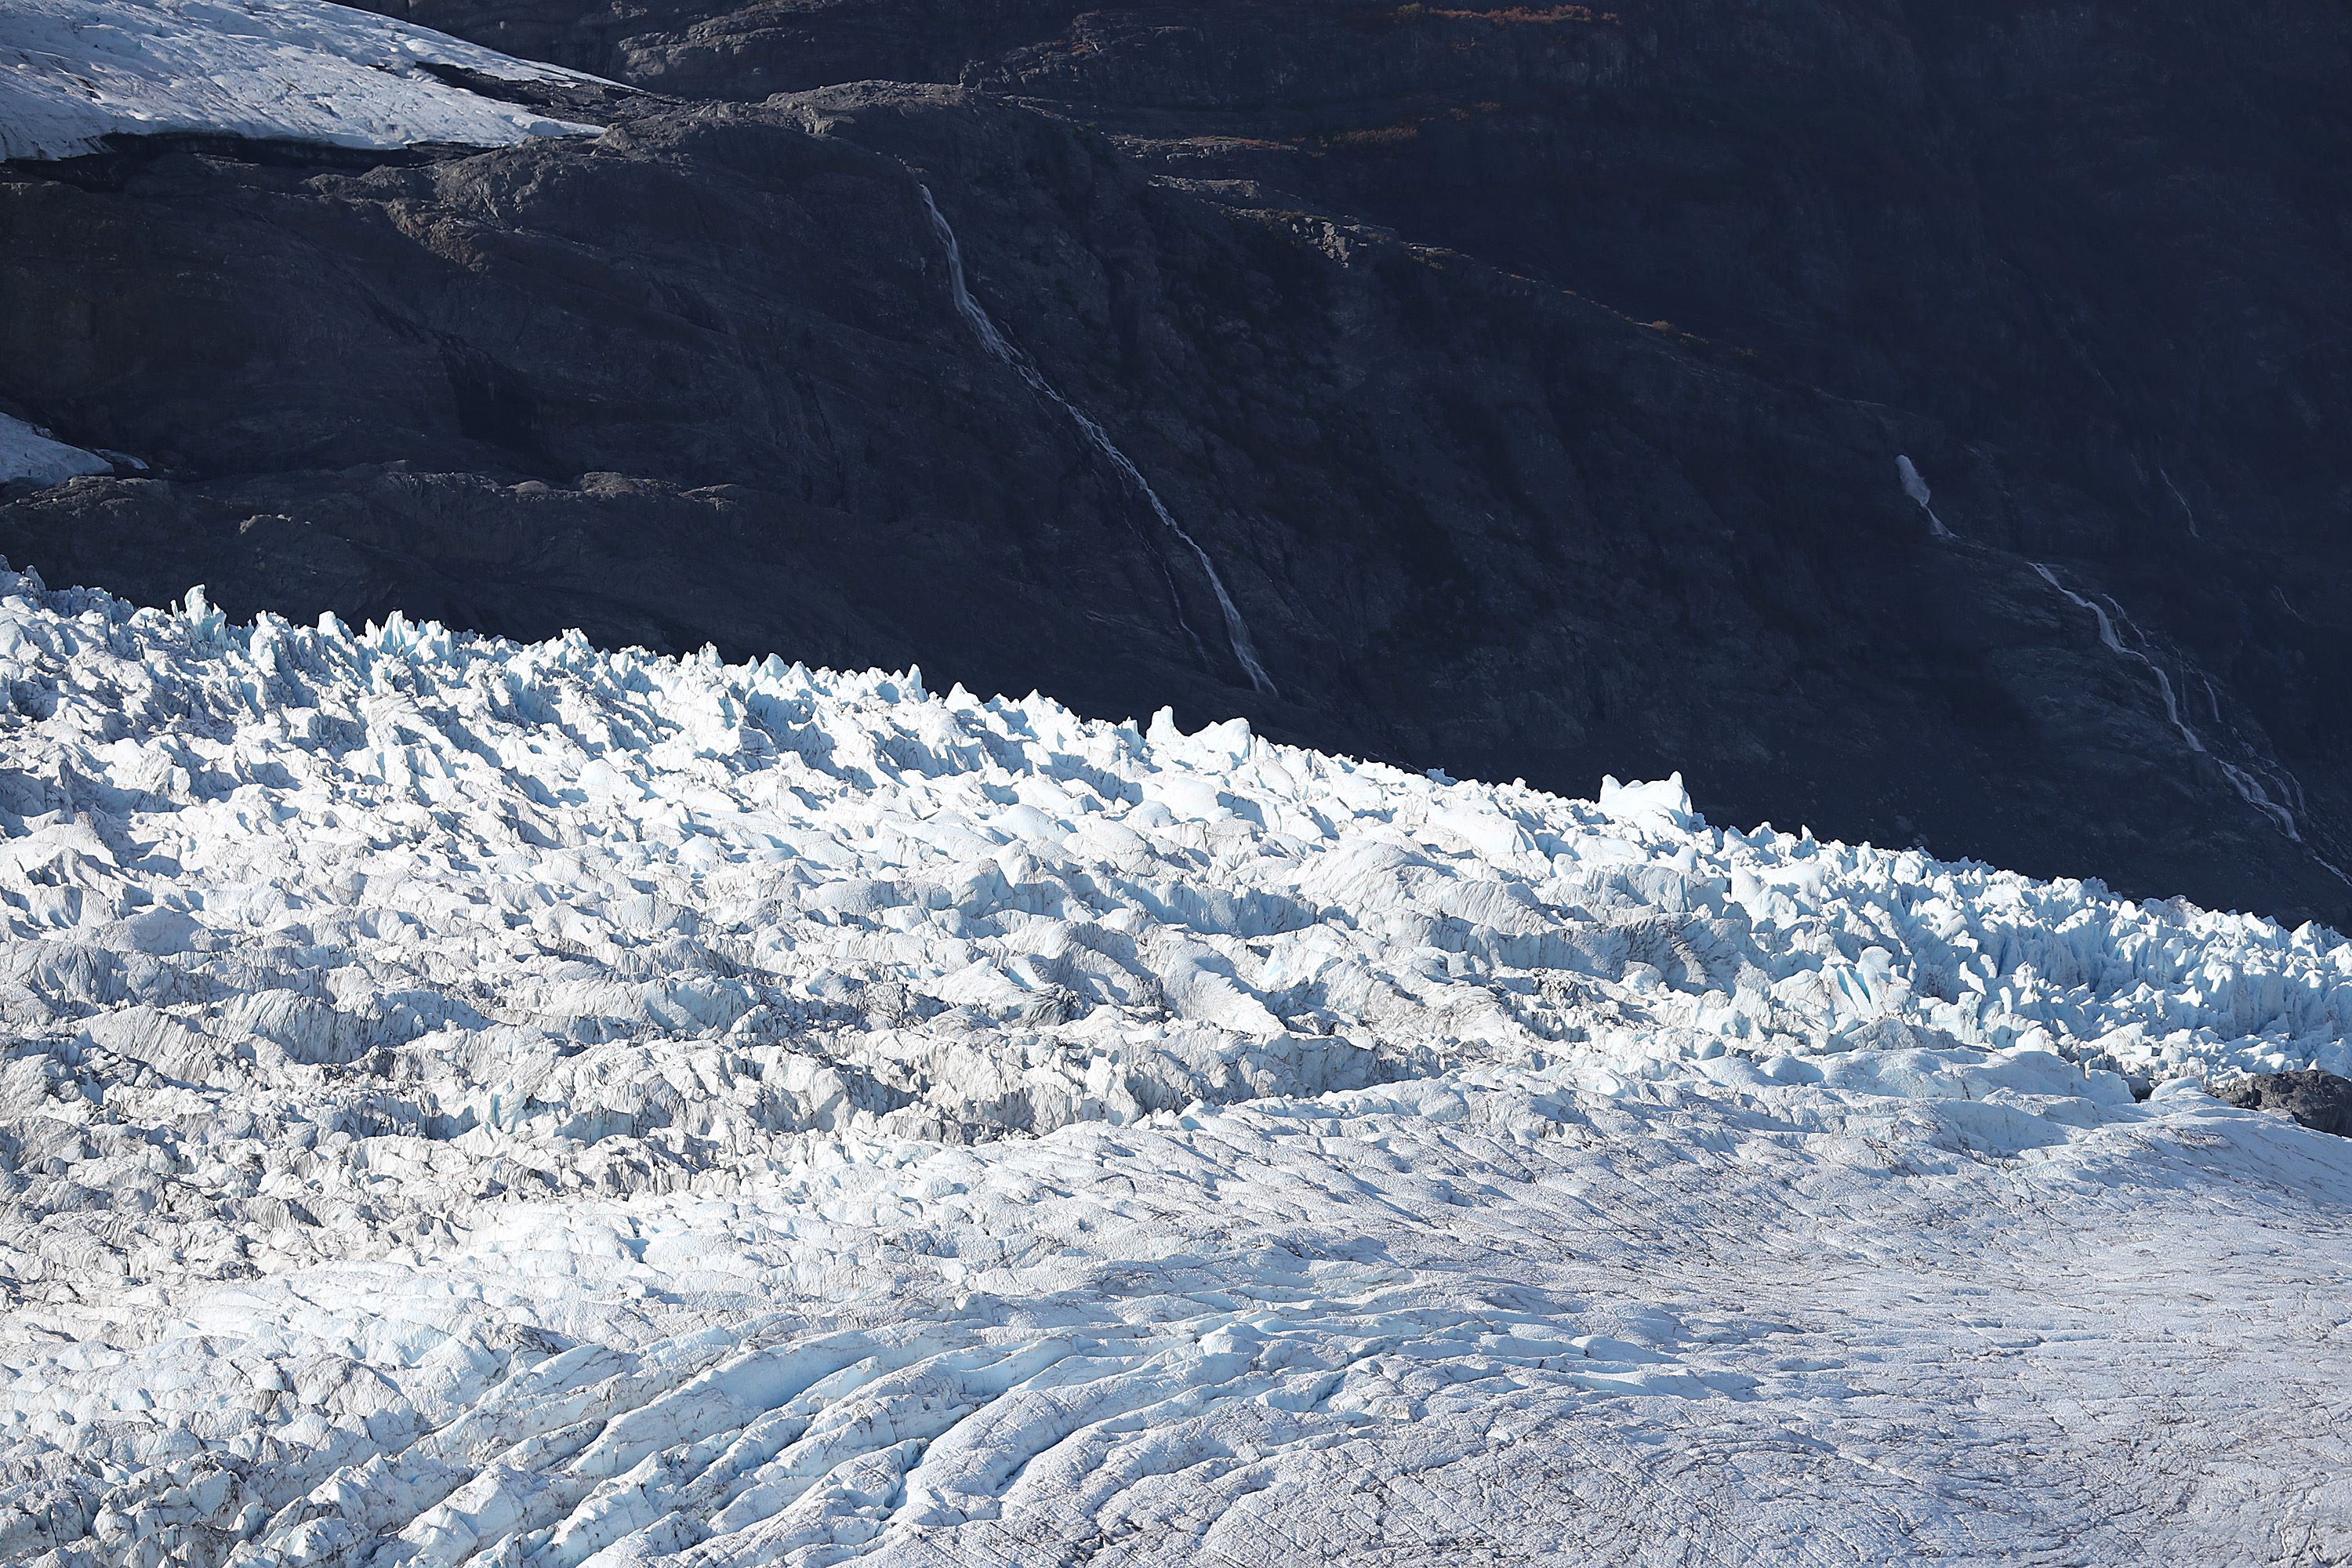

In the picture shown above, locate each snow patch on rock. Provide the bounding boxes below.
[0,0,601,162]
[1895,452,1951,537]
[0,415,110,488]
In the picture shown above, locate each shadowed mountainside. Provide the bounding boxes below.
[3,0,2347,922]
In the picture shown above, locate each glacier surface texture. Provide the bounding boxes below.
[0,568,2344,1563]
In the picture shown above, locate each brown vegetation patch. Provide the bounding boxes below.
[1391,3,1622,23]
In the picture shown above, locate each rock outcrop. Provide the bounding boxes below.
[2216,1069,2352,1139]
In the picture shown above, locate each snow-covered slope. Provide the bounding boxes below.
[0,0,598,162]
[0,416,109,488]
[0,566,2344,1563]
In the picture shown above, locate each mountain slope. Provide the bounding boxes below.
[1,0,2347,926]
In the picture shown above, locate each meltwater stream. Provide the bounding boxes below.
[917,184,1277,695]
[1903,455,2343,881]
[2030,559,2346,881]
[1896,454,1954,539]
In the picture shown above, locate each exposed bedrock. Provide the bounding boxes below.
[2216,1069,2352,1140]
[2,0,2348,924]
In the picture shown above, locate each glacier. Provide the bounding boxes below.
[0,0,599,163]
[0,564,2343,1563]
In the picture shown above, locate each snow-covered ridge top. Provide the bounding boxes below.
[0,0,601,162]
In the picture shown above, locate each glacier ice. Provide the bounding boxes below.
[0,0,601,163]
[0,567,2342,1562]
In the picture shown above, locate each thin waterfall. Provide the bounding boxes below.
[2158,465,2200,538]
[2031,561,2207,757]
[2032,561,2346,879]
[1901,451,2342,880]
[1895,455,1953,538]
[916,184,1276,695]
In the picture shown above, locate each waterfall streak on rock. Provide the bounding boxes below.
[2097,593,2201,757]
[2034,564,2345,879]
[2093,595,2322,842]
[2159,466,2200,538]
[1895,455,1953,538]
[1890,452,2330,876]
[918,183,1276,695]
[2034,559,2206,750]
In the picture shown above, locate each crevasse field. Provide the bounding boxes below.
[0,567,2344,1565]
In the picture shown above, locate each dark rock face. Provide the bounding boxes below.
[4,1,2350,924]
[2215,1071,2352,1140]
